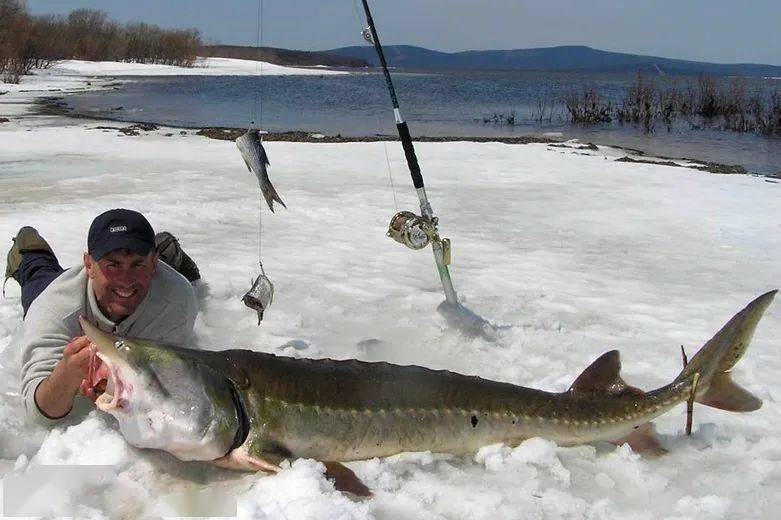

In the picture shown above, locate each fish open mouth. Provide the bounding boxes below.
[94,353,127,412]
[86,344,105,393]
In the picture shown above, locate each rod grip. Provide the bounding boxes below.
[396,122,424,189]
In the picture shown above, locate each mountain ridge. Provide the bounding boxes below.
[324,44,781,76]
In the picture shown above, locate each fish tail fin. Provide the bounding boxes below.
[675,290,776,412]
[261,179,286,212]
[691,372,762,412]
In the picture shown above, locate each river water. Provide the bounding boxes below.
[59,70,781,175]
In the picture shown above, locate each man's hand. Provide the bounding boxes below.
[61,336,95,384]
[70,336,109,402]
[34,336,103,418]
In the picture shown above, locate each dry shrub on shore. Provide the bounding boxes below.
[0,0,31,82]
[656,85,680,127]
[125,23,200,67]
[563,88,612,124]
[696,75,722,119]
[0,0,202,84]
[749,92,781,135]
[697,77,781,135]
[560,72,781,137]
[532,96,554,123]
[616,73,655,131]
[483,110,518,126]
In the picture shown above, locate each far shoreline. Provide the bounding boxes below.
[30,94,772,179]
[2,58,775,181]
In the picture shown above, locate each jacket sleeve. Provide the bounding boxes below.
[183,284,198,347]
[19,304,79,425]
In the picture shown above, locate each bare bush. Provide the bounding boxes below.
[563,88,612,124]
[616,73,656,131]
[0,1,41,83]
[750,91,781,136]
[28,15,70,68]
[67,9,109,61]
[696,75,724,119]
[531,96,553,123]
[125,22,157,64]
[657,85,679,128]
[483,110,517,126]
[124,23,200,67]
[555,72,779,138]
[720,79,750,132]
[770,92,781,136]
[1,2,203,83]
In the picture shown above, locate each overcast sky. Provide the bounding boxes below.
[26,0,781,66]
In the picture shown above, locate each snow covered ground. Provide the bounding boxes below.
[0,57,345,102]
[0,66,779,519]
[45,57,348,77]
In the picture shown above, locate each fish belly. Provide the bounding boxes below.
[266,398,524,460]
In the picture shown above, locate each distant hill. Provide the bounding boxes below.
[201,45,369,68]
[325,45,781,77]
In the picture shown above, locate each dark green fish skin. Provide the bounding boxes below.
[81,290,775,465]
[187,349,692,461]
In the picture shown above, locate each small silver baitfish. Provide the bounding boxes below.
[80,290,776,496]
[235,129,286,212]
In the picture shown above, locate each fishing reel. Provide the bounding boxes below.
[387,211,451,264]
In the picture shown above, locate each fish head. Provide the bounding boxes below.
[79,316,239,462]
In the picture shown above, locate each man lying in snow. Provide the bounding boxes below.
[4,208,201,424]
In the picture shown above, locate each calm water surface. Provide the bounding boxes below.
[61,70,781,175]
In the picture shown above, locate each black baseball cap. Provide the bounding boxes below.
[88,209,156,261]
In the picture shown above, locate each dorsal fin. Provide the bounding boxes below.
[568,350,644,397]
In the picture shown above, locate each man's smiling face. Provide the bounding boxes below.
[84,249,158,322]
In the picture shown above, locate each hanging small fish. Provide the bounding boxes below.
[242,271,275,325]
[235,129,287,212]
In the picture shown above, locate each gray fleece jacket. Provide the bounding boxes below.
[20,261,198,424]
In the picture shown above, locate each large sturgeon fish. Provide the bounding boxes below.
[80,290,776,494]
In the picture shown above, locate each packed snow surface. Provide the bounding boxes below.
[47,57,348,77]
[0,69,779,519]
[0,57,344,97]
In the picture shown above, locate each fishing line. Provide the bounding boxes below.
[350,0,365,33]
[255,0,263,270]
[259,0,264,130]
[252,0,261,128]
[383,138,399,212]
[352,0,400,211]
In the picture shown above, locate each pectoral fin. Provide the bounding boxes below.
[323,461,372,497]
[211,448,283,473]
[612,422,667,457]
[212,452,372,497]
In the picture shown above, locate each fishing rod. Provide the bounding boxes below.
[359,0,458,306]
